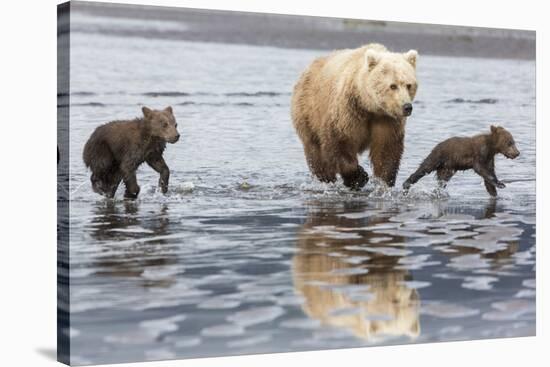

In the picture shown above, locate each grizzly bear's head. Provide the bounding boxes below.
[142,106,180,144]
[490,125,520,159]
[357,48,418,120]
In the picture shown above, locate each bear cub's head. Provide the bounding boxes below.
[490,125,520,159]
[142,106,180,144]
[360,48,418,120]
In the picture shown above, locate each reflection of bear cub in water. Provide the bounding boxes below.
[403,125,520,196]
[83,106,180,199]
[291,43,418,189]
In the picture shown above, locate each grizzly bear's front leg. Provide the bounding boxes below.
[337,153,369,190]
[369,123,405,187]
[323,139,368,190]
[342,165,369,190]
[146,155,170,194]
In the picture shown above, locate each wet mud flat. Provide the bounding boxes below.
[65,194,535,365]
[65,1,535,60]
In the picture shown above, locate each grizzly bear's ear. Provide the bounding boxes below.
[365,49,381,71]
[142,106,153,119]
[404,50,418,68]
[164,106,173,115]
[490,125,498,134]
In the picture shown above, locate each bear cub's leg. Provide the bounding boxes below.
[123,174,140,199]
[403,156,439,191]
[90,170,123,199]
[146,155,171,194]
[105,170,123,198]
[120,161,140,199]
[474,160,504,197]
[436,168,455,188]
[484,180,498,197]
[473,162,505,188]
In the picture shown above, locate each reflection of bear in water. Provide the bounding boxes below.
[88,201,177,287]
[292,203,420,341]
[443,199,520,266]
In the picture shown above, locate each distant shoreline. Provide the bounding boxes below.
[65,1,535,60]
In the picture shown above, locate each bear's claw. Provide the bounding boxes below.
[343,166,369,190]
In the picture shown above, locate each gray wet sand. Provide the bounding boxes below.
[65,1,535,60]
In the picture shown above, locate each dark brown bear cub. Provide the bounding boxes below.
[403,125,519,196]
[83,106,180,199]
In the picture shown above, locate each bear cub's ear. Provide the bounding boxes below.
[404,50,418,68]
[365,49,381,71]
[490,125,499,134]
[142,106,153,119]
[164,106,173,115]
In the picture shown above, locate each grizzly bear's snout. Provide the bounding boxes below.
[402,103,413,116]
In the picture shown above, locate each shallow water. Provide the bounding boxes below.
[59,12,535,366]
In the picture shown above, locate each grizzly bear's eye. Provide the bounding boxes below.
[163,122,169,128]
[508,140,514,146]
[406,84,412,90]
[390,84,398,90]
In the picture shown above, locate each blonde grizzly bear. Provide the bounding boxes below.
[291,43,418,189]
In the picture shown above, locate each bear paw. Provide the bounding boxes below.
[124,186,141,200]
[343,166,369,190]
[495,181,506,189]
